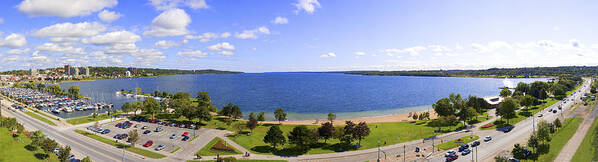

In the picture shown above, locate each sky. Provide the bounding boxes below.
[1,0,598,72]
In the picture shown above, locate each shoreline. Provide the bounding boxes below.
[260,109,438,125]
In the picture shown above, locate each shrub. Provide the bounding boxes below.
[211,140,235,152]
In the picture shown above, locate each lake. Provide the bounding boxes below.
[59,73,546,120]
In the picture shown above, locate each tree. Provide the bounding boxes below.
[511,144,527,160]
[332,127,345,140]
[263,125,286,149]
[136,87,141,95]
[318,122,334,143]
[121,102,133,114]
[529,81,549,100]
[288,125,316,148]
[433,98,455,117]
[249,112,257,121]
[412,113,418,120]
[196,91,211,106]
[233,123,245,133]
[257,112,265,124]
[327,113,336,123]
[143,97,160,119]
[58,146,71,162]
[466,96,491,115]
[68,85,80,99]
[515,82,529,94]
[40,138,58,154]
[197,106,212,122]
[274,108,287,124]
[537,119,550,142]
[173,92,190,99]
[48,84,61,94]
[498,98,518,124]
[527,134,539,153]
[219,103,235,117]
[418,113,426,120]
[31,130,46,147]
[128,129,139,146]
[458,107,477,125]
[37,83,46,90]
[132,101,143,116]
[499,88,512,98]
[519,95,537,109]
[81,156,92,162]
[231,105,242,119]
[352,122,371,144]
[554,118,562,129]
[246,119,258,133]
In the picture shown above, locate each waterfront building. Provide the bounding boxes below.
[127,67,137,75]
[30,68,38,76]
[81,67,90,76]
[125,71,132,77]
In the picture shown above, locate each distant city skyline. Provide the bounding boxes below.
[1,0,598,72]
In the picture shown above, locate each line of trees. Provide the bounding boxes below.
[432,94,491,128]
[346,66,598,78]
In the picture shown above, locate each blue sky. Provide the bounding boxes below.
[1,0,598,72]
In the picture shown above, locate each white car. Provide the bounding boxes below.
[484,136,492,142]
[538,114,543,117]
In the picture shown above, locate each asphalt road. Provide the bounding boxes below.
[0,98,151,162]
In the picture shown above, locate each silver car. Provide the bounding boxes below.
[155,144,165,151]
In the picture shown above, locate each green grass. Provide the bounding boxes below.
[67,112,122,125]
[34,110,59,121]
[537,118,583,162]
[483,98,558,130]
[436,135,480,150]
[196,137,242,156]
[74,129,166,158]
[0,127,60,162]
[24,111,57,126]
[572,116,598,162]
[170,147,181,153]
[229,121,464,155]
[189,135,200,142]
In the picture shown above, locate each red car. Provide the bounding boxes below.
[143,140,153,147]
[182,132,189,136]
[150,119,157,123]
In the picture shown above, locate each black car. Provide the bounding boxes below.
[182,136,190,141]
[458,144,469,152]
[143,130,151,134]
[471,141,480,147]
[499,126,515,133]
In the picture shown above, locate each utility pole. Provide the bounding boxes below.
[475,146,478,162]
[471,146,474,162]
[403,145,406,162]
[377,141,380,162]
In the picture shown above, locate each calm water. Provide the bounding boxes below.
[58,73,546,120]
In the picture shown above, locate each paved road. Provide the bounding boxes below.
[554,101,598,161]
[0,97,154,162]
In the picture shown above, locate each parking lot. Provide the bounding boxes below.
[89,118,215,153]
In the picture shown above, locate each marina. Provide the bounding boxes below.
[0,87,114,114]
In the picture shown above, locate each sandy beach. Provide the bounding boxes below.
[260,109,438,125]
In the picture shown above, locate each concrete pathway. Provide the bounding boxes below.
[554,104,598,162]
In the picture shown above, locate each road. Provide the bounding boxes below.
[554,99,598,161]
[0,97,157,162]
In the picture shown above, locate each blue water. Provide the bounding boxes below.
[58,73,546,120]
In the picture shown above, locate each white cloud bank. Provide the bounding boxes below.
[0,34,27,48]
[295,0,320,14]
[271,16,289,24]
[98,10,122,23]
[17,0,117,18]
[144,8,191,37]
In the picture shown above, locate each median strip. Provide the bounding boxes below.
[24,111,57,126]
[74,129,166,159]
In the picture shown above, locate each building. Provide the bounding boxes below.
[125,71,132,77]
[127,67,137,75]
[81,67,90,76]
[30,68,38,76]
[71,67,80,76]
[64,65,72,76]
[484,96,504,109]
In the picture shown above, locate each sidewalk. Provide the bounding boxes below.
[553,104,598,161]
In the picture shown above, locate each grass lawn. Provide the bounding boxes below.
[436,135,480,150]
[537,117,583,162]
[189,135,200,142]
[196,137,241,156]
[24,111,57,126]
[188,160,288,162]
[170,147,181,153]
[483,98,558,130]
[0,127,60,162]
[35,111,59,121]
[572,116,598,162]
[229,121,464,155]
[67,111,122,125]
[74,129,166,159]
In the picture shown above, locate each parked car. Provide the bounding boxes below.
[141,126,148,129]
[53,148,60,155]
[116,123,122,128]
[484,136,492,142]
[461,149,471,156]
[87,126,95,130]
[538,114,543,117]
[101,129,111,134]
[143,130,151,134]
[155,144,165,151]
[189,124,196,129]
[170,134,178,139]
[155,127,163,132]
[182,132,189,136]
[95,128,103,133]
[471,141,480,147]
[553,110,557,113]
[445,150,456,157]
[179,124,186,128]
[508,157,520,162]
[182,136,190,141]
[143,140,153,147]
[458,144,469,152]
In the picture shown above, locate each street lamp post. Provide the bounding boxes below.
[377,141,380,162]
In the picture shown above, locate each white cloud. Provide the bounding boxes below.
[385,46,427,56]
[471,41,512,53]
[208,42,235,51]
[219,51,233,56]
[0,34,27,48]
[184,32,230,42]
[5,48,30,55]
[83,30,141,45]
[320,52,336,58]
[154,40,180,49]
[17,0,117,18]
[355,52,365,56]
[98,10,122,23]
[271,16,289,24]
[0,18,3,24]
[150,0,208,10]
[36,43,86,54]
[295,0,321,14]
[177,50,207,58]
[185,0,208,9]
[144,8,191,37]
[235,26,270,39]
[33,22,106,41]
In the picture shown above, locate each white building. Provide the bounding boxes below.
[30,68,38,76]
[125,71,131,77]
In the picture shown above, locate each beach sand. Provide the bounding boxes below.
[260,109,438,125]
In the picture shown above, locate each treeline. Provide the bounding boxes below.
[345,66,598,77]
